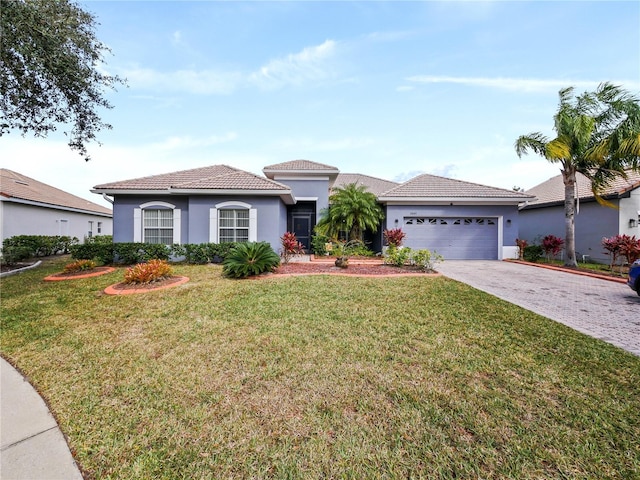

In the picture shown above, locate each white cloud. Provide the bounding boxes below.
[406,76,640,93]
[151,133,238,150]
[249,40,339,89]
[123,66,242,94]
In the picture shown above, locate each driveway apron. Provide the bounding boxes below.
[436,261,640,357]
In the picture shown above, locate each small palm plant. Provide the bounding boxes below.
[222,242,280,278]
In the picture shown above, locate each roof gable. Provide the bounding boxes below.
[333,173,399,197]
[379,173,534,202]
[262,159,339,173]
[94,164,290,191]
[0,169,112,215]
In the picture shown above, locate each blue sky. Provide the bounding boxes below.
[3,1,639,208]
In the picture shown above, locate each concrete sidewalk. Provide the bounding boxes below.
[0,357,83,480]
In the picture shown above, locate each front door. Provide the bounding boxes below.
[292,215,312,251]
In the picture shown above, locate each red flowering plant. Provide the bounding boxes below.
[383,228,406,247]
[602,234,640,269]
[541,235,564,260]
[279,232,305,264]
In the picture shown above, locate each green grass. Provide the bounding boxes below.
[1,257,639,479]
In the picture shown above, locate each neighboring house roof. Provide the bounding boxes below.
[521,170,640,209]
[262,159,340,174]
[333,173,399,197]
[92,164,295,203]
[0,169,112,216]
[379,173,535,204]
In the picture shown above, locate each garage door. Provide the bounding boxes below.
[402,217,498,260]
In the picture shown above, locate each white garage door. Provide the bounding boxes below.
[403,217,499,260]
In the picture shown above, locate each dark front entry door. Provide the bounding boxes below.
[292,215,312,251]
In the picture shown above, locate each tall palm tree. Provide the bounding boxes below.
[515,83,640,267]
[316,183,384,241]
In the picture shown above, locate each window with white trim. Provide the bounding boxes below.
[219,209,249,242]
[97,222,102,234]
[143,209,174,244]
[209,202,257,243]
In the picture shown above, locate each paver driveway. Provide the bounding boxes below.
[436,260,640,357]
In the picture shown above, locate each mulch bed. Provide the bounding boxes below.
[274,262,436,276]
[44,267,115,281]
[104,276,190,295]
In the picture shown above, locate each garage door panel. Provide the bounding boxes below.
[403,217,498,260]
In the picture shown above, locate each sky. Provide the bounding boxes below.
[2,0,639,209]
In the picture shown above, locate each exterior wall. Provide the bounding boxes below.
[384,204,520,259]
[274,179,330,218]
[619,189,640,237]
[112,195,189,243]
[112,194,287,251]
[0,201,112,243]
[519,200,621,263]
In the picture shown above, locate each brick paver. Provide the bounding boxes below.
[437,261,640,356]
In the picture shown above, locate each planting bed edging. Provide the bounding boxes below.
[104,276,190,295]
[505,260,627,284]
[44,267,116,281]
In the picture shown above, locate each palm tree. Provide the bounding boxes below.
[515,83,640,267]
[315,183,384,242]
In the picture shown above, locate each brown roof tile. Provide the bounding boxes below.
[94,165,290,192]
[333,173,399,197]
[0,169,112,215]
[380,173,533,200]
[523,170,640,207]
[262,159,339,172]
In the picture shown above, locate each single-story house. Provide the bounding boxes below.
[92,160,534,260]
[519,170,640,263]
[1,169,113,243]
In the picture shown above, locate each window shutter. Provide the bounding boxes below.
[249,208,257,242]
[133,208,142,242]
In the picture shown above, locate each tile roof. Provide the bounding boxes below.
[333,173,399,197]
[0,169,112,215]
[262,159,340,172]
[380,173,534,200]
[94,165,290,192]
[522,170,640,208]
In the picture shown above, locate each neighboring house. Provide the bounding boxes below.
[519,171,640,263]
[0,169,113,243]
[92,160,534,260]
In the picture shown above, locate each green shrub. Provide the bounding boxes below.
[410,249,443,272]
[0,246,33,264]
[172,242,236,264]
[222,242,280,278]
[383,245,411,267]
[123,259,173,284]
[2,235,79,257]
[70,242,114,264]
[523,245,544,262]
[311,234,330,256]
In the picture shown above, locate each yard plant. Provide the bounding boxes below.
[1,257,639,479]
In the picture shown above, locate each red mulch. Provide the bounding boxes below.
[47,267,113,278]
[274,262,432,276]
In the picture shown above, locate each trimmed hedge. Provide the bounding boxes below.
[1,235,79,263]
[70,241,239,265]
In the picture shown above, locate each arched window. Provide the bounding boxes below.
[134,201,181,244]
[209,201,257,243]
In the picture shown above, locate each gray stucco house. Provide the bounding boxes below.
[1,169,113,243]
[519,171,640,263]
[92,160,533,260]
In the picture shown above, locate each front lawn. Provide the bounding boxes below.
[1,258,639,479]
